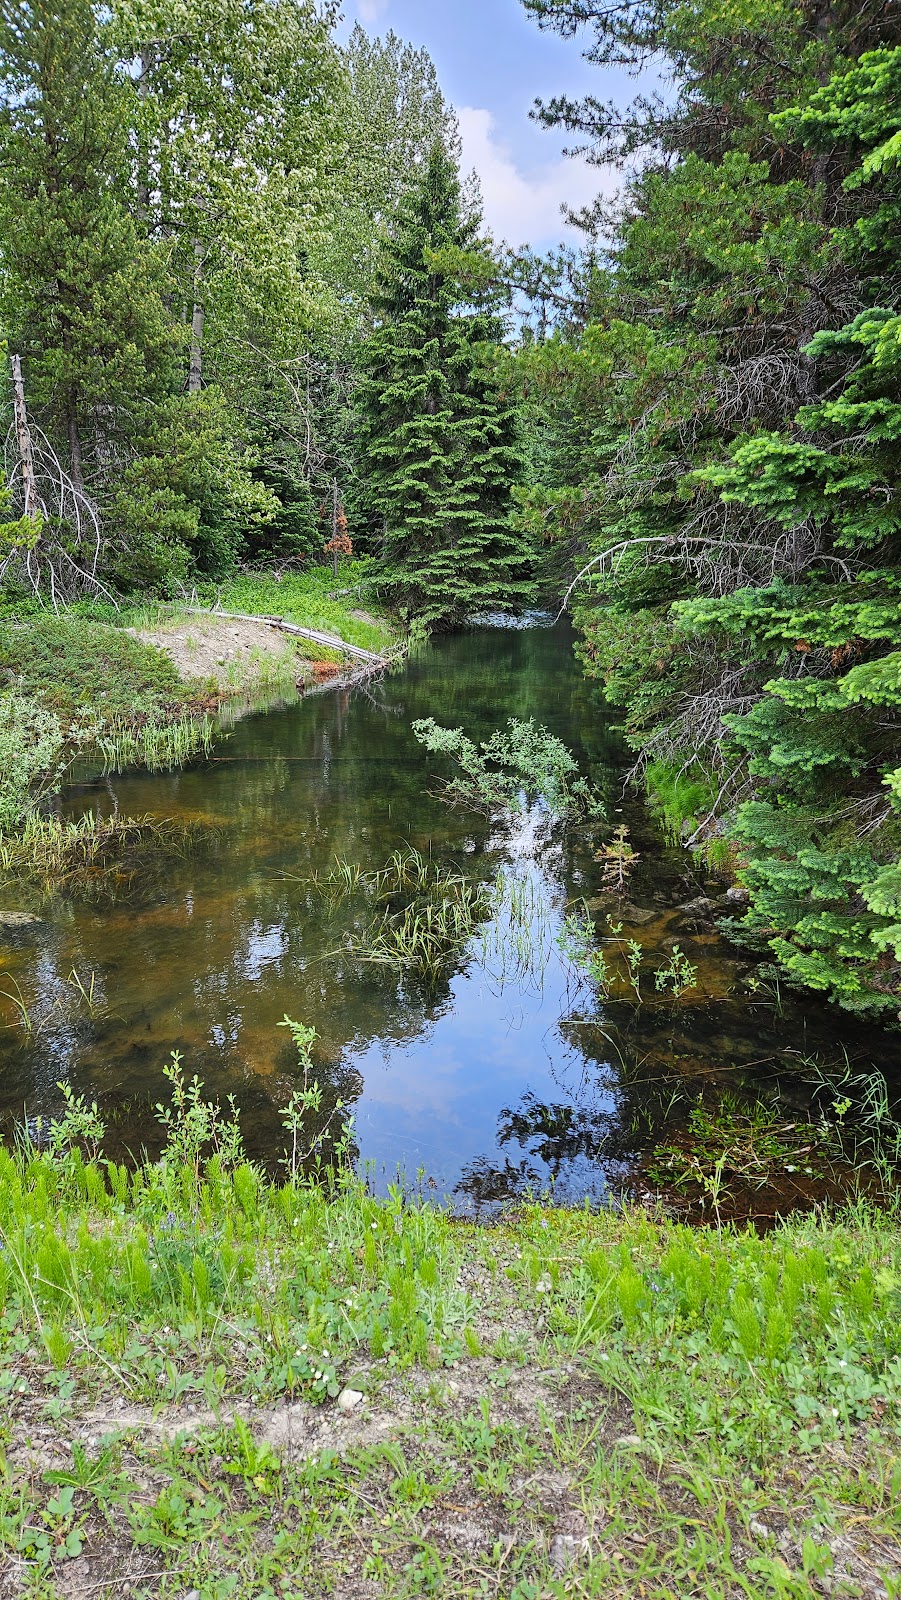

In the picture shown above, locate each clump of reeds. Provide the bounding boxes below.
[0,812,211,899]
[353,882,493,983]
[94,715,216,774]
[309,848,495,984]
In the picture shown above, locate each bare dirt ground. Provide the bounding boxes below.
[130,613,335,697]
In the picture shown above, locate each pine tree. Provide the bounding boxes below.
[355,144,531,629]
[0,0,174,491]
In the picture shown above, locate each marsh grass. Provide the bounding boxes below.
[92,714,216,774]
[0,812,211,899]
[312,850,561,990]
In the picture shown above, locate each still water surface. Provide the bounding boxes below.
[0,619,895,1208]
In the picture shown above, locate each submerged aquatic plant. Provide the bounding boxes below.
[558,906,698,1005]
[94,715,216,774]
[346,882,494,984]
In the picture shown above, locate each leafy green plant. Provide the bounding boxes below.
[413,715,603,820]
[154,1052,244,1177]
[277,1015,352,1178]
[654,945,698,999]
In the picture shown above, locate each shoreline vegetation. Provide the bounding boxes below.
[0,1084,898,1597]
[0,564,398,882]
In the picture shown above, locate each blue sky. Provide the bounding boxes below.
[337,0,632,251]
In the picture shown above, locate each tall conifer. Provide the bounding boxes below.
[356,144,530,628]
[0,0,173,490]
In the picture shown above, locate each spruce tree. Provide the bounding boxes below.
[0,0,173,491]
[355,144,531,629]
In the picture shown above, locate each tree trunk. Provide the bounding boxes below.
[332,478,339,578]
[10,355,40,518]
[189,240,205,393]
[136,46,153,217]
[66,395,85,491]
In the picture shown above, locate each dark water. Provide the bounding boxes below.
[0,619,896,1210]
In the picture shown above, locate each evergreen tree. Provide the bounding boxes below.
[517,1,901,1016]
[356,144,530,629]
[0,0,174,491]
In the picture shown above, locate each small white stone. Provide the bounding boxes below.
[749,1519,771,1541]
[535,1275,552,1294]
[615,1433,643,1448]
[550,1534,590,1573]
[336,1387,364,1413]
[184,1591,201,1600]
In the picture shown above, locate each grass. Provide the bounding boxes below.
[198,562,397,656]
[0,813,211,901]
[0,614,209,722]
[0,1068,899,1598]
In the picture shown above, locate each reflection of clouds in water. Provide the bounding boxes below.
[5,619,885,1193]
[241,923,288,983]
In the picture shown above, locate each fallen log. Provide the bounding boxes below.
[182,606,385,664]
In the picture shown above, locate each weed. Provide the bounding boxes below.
[653,943,698,998]
[0,812,210,899]
[413,715,604,821]
[595,821,640,891]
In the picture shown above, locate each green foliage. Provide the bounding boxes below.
[110,390,279,589]
[0,694,80,834]
[204,564,396,656]
[0,0,176,495]
[356,143,532,628]
[412,714,602,818]
[0,615,195,719]
[520,1,901,1018]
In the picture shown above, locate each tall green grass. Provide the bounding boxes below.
[203,564,396,655]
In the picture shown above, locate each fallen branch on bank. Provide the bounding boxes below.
[182,605,386,664]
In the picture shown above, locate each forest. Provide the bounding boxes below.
[2,0,900,1024]
[2,5,901,1595]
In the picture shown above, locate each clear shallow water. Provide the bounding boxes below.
[0,619,896,1210]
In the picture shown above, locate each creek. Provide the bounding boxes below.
[0,617,896,1215]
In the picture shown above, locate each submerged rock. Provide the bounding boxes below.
[0,911,42,929]
[680,895,719,916]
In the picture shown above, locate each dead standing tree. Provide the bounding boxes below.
[2,354,117,608]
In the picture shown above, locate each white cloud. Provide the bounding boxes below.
[458,106,613,248]
[354,0,391,21]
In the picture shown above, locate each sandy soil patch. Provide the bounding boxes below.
[130,612,323,695]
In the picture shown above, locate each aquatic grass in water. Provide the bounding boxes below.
[559,904,699,1003]
[0,812,211,899]
[314,850,559,991]
[343,881,494,984]
[93,714,216,774]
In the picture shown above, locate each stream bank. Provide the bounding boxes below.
[0,1140,898,1600]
